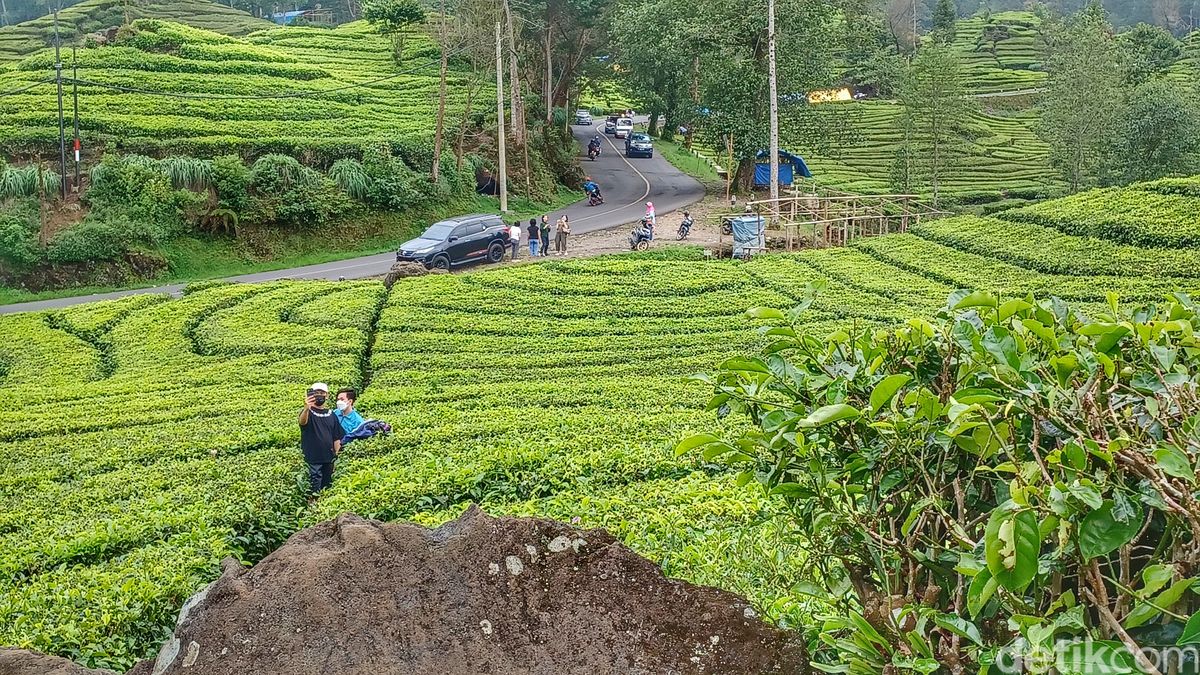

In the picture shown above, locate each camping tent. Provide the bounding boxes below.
[753,150,812,187]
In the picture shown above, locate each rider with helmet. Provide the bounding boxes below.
[587,136,602,159]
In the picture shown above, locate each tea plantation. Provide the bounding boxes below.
[0,16,468,159]
[3,179,1200,670]
[0,0,271,67]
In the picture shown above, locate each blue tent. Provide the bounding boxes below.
[753,150,812,187]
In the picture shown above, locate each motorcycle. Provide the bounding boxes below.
[587,144,601,161]
[587,191,604,206]
[629,222,652,251]
[677,218,693,240]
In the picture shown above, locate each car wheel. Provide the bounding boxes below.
[486,241,506,263]
[431,255,451,271]
[635,240,650,251]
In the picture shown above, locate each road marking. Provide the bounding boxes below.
[572,124,652,225]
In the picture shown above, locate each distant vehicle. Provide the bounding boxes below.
[604,116,618,135]
[625,132,653,158]
[396,214,509,270]
[574,109,593,125]
[614,117,634,139]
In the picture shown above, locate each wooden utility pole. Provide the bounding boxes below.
[431,0,448,183]
[53,7,67,200]
[767,0,780,220]
[501,0,523,145]
[495,21,508,212]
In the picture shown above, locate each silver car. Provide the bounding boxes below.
[574,109,593,125]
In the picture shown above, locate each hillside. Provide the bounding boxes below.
[796,101,1058,200]
[946,11,1047,94]
[3,178,1200,670]
[0,0,270,67]
[0,18,470,159]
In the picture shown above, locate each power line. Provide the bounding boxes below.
[0,78,55,97]
[58,46,472,100]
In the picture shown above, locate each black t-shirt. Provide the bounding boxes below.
[527,223,538,238]
[300,408,341,464]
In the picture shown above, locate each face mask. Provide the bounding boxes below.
[313,395,326,407]
[336,400,350,412]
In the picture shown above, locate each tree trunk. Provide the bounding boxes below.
[544,20,553,124]
[431,0,448,184]
[502,0,524,145]
[456,78,480,171]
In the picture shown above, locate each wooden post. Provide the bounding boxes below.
[495,22,508,213]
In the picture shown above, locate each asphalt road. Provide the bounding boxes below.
[0,125,703,315]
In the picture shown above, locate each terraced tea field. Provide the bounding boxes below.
[946,11,1047,94]
[0,17,473,158]
[796,101,1059,200]
[0,0,270,67]
[3,179,1200,670]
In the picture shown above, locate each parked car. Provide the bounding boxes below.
[396,214,509,270]
[574,109,593,125]
[625,132,653,158]
[603,116,618,134]
[614,117,634,139]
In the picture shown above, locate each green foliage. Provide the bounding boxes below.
[0,198,39,266]
[1002,182,1200,248]
[1039,5,1126,192]
[1117,79,1200,183]
[682,288,1200,671]
[1118,23,1182,85]
[329,158,370,200]
[363,0,425,35]
[249,154,348,228]
[46,218,131,264]
[932,0,957,44]
[0,164,60,200]
[896,42,972,205]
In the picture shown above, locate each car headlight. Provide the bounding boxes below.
[413,246,434,254]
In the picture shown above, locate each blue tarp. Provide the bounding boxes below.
[271,10,307,24]
[729,215,765,258]
[753,150,812,187]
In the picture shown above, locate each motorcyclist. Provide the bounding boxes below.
[678,211,694,239]
[587,136,602,154]
[582,178,601,199]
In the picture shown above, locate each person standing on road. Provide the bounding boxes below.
[555,214,571,255]
[644,201,657,240]
[299,382,341,499]
[509,221,521,260]
[527,217,540,257]
[539,215,551,256]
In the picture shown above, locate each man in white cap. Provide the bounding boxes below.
[298,382,342,498]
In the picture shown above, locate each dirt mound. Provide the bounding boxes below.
[130,506,806,675]
[0,648,114,675]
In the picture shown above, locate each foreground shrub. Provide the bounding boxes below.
[682,287,1200,674]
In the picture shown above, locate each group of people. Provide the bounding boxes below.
[298,383,392,497]
[509,214,571,258]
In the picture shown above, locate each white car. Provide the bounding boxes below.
[614,117,633,139]
[574,109,593,125]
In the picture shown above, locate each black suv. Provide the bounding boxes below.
[396,214,510,270]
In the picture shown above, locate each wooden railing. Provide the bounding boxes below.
[713,184,949,252]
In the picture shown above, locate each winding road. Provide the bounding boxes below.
[0,121,703,315]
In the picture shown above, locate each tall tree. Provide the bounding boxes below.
[1118,22,1182,85]
[1039,3,1126,192]
[694,0,837,192]
[364,0,426,64]
[1119,79,1200,181]
[894,42,969,206]
[931,0,957,43]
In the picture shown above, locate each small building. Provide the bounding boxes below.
[753,150,812,188]
[271,8,335,25]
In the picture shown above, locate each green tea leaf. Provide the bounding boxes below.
[1079,500,1143,560]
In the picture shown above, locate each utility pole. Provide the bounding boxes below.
[54,6,68,200]
[495,21,508,213]
[767,0,780,220]
[501,0,523,145]
[431,0,448,184]
[544,19,553,124]
[72,44,80,192]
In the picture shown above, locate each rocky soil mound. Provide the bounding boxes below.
[3,507,806,674]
